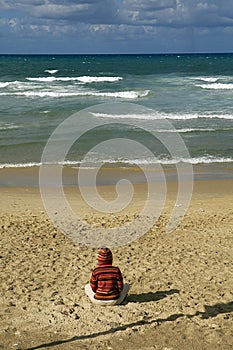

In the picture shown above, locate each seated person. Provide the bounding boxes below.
[85,247,130,306]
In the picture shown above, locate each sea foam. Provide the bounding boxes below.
[44,69,59,74]
[26,76,123,83]
[194,77,219,83]
[1,155,233,169]
[91,112,233,120]
[0,123,20,131]
[0,90,149,99]
[196,83,233,90]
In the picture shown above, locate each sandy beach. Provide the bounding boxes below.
[0,175,233,349]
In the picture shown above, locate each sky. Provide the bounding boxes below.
[1,0,233,54]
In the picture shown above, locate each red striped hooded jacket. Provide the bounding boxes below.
[90,248,123,300]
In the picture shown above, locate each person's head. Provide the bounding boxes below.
[98,247,113,265]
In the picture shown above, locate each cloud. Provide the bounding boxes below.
[1,0,233,53]
[0,0,121,24]
[1,0,233,28]
[121,0,233,28]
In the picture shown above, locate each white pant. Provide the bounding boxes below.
[85,283,130,306]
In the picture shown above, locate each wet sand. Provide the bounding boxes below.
[0,176,233,349]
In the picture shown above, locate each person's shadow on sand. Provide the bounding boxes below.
[126,288,180,303]
[194,301,233,319]
[27,300,233,350]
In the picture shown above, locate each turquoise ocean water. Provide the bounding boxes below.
[0,54,233,183]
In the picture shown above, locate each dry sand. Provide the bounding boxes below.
[0,179,233,349]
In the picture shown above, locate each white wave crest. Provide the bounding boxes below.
[0,80,37,89]
[167,156,233,165]
[196,83,233,90]
[92,112,161,120]
[155,128,227,133]
[194,77,219,83]
[44,69,59,74]
[0,123,20,131]
[0,90,149,99]
[0,82,12,88]
[92,112,233,120]
[92,90,149,99]
[1,156,233,169]
[26,76,123,83]
[77,76,123,83]
[90,156,233,166]
[26,77,77,82]
[0,162,42,169]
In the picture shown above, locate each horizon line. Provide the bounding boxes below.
[0,51,233,56]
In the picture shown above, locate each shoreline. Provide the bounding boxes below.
[0,163,233,187]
